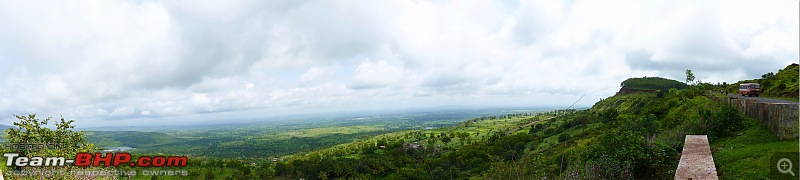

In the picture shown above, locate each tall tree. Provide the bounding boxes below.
[685,69,695,85]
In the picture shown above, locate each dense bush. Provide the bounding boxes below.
[599,108,618,123]
[543,127,556,136]
[584,128,677,179]
[557,133,569,142]
[706,104,744,139]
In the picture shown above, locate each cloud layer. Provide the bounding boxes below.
[0,0,796,126]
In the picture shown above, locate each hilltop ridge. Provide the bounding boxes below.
[617,77,688,96]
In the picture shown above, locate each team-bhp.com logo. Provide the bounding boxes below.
[4,152,188,167]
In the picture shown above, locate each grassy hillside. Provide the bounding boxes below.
[726,63,799,100]
[263,77,795,180]
[759,63,799,98]
[711,116,797,178]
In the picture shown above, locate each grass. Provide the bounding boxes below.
[284,115,553,161]
[711,116,799,179]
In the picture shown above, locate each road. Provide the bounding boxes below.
[723,93,797,104]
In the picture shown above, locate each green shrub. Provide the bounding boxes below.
[529,124,543,134]
[707,104,744,139]
[599,109,618,123]
[543,127,556,136]
[558,133,569,143]
[584,129,676,179]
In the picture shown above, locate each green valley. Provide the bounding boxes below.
[83,108,550,158]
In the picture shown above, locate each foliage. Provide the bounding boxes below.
[3,114,97,158]
[760,63,799,98]
[686,69,696,85]
[557,133,569,143]
[1,114,101,180]
[583,128,676,179]
[704,104,745,140]
[591,92,659,115]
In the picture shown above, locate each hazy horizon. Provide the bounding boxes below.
[78,105,569,128]
[0,105,561,130]
[0,1,797,126]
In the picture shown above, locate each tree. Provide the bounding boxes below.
[685,69,695,85]
[441,136,451,145]
[762,72,775,79]
[4,114,97,158]
[2,114,101,179]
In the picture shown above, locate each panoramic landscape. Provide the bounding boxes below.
[0,1,798,179]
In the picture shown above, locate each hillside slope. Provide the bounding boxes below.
[262,75,796,179]
[726,63,799,99]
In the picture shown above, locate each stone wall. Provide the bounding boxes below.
[710,96,798,140]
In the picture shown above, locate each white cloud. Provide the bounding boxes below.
[301,66,338,83]
[109,106,135,117]
[96,109,109,116]
[351,60,410,90]
[0,0,796,126]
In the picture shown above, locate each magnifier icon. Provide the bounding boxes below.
[778,158,795,176]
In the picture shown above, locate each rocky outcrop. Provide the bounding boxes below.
[615,87,658,96]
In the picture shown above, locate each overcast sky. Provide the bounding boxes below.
[0,0,797,127]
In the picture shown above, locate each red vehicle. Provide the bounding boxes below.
[738,83,761,97]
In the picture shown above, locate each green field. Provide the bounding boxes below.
[83,108,548,158]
